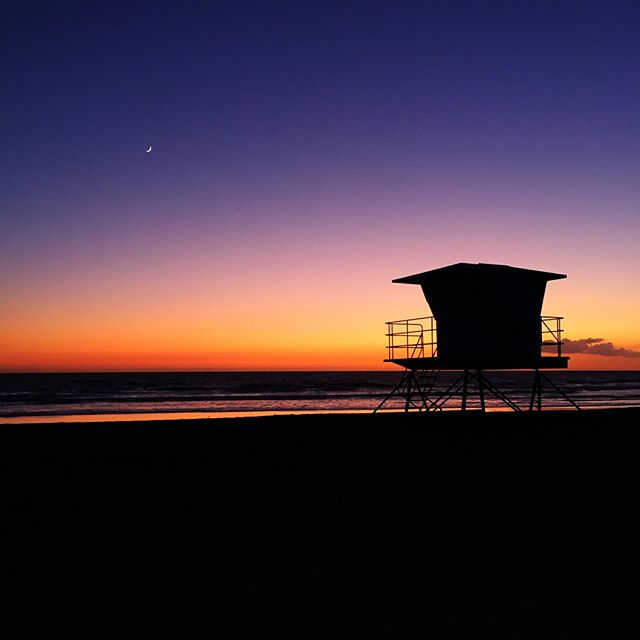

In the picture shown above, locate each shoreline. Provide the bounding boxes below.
[2,405,640,428]
[0,408,379,425]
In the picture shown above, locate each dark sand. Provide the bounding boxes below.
[2,409,640,636]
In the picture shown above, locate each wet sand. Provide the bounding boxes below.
[2,408,640,635]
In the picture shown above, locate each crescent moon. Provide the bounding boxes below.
[146,146,152,153]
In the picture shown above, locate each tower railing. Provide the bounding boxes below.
[385,315,565,360]
[385,316,437,360]
[540,315,564,357]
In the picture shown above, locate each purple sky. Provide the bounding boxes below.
[2,1,640,370]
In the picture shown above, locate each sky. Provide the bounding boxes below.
[2,0,640,371]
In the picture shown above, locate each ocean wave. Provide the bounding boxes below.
[2,371,640,418]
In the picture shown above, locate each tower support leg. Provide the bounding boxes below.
[374,369,410,413]
[374,368,440,413]
[529,369,542,411]
[477,370,486,412]
[404,371,413,413]
[461,370,469,411]
[538,370,581,410]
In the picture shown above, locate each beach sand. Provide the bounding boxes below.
[2,408,639,635]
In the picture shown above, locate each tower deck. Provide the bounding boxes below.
[386,356,569,371]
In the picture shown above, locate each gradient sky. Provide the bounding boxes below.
[2,0,640,371]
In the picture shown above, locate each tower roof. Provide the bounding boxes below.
[392,262,566,285]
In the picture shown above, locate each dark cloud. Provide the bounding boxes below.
[550,337,640,357]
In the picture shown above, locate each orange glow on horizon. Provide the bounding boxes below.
[2,242,639,373]
[2,344,639,373]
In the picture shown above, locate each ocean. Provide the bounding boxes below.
[1,370,640,422]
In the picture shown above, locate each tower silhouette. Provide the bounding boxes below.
[375,263,580,412]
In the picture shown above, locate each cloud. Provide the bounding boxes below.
[554,337,640,357]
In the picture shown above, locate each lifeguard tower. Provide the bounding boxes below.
[375,263,580,412]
